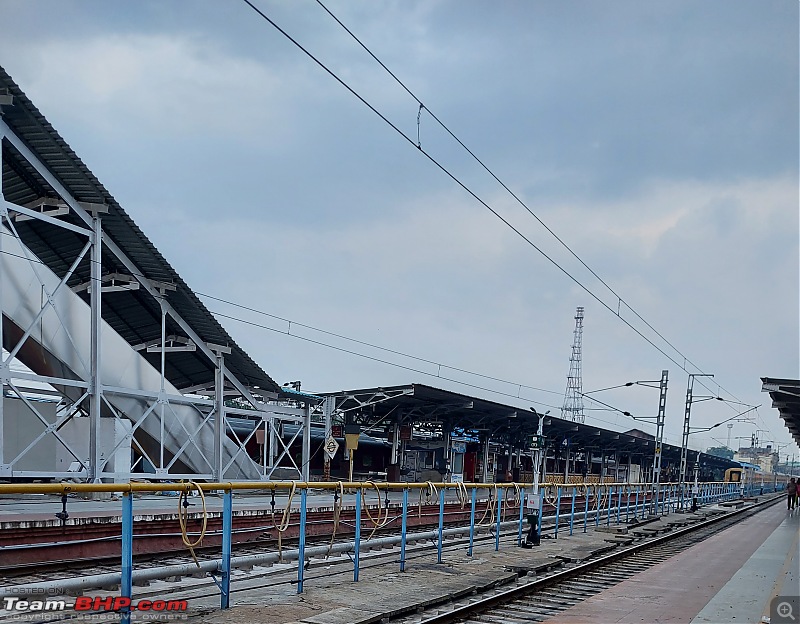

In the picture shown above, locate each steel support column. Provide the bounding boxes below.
[302,404,311,482]
[88,216,102,482]
[214,355,225,482]
[652,370,668,513]
[322,396,334,481]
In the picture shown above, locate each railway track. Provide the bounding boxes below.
[392,495,782,623]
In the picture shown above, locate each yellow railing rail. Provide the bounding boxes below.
[0,480,729,496]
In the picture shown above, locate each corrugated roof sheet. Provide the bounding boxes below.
[761,377,800,447]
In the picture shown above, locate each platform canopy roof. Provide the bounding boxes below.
[761,377,800,447]
[322,383,738,471]
[0,66,280,394]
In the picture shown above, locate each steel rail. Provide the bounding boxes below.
[413,494,782,623]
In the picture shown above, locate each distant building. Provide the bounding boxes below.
[734,445,778,473]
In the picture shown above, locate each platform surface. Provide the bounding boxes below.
[554,502,799,623]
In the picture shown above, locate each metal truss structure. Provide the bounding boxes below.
[561,306,585,423]
[0,70,311,483]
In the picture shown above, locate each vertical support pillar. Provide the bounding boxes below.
[268,416,277,469]
[569,487,576,536]
[635,489,640,519]
[214,354,225,482]
[437,487,445,563]
[554,487,562,538]
[626,487,631,521]
[121,492,133,624]
[353,488,361,582]
[301,404,311,482]
[583,487,589,533]
[322,396,334,481]
[88,216,102,482]
[606,486,612,525]
[297,488,307,593]
[482,436,490,483]
[158,302,167,472]
[221,490,232,607]
[495,487,502,551]
[594,486,600,526]
[468,487,476,556]
[400,488,408,571]
[680,377,693,491]
[652,370,668,514]
[517,487,525,546]
[537,490,544,536]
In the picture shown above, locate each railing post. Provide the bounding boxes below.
[537,489,544,537]
[495,487,502,551]
[569,487,576,536]
[635,488,640,519]
[517,487,525,546]
[583,486,589,533]
[554,487,562,538]
[468,487,476,556]
[595,486,600,527]
[221,490,233,605]
[354,488,361,582]
[625,487,631,522]
[297,488,307,593]
[400,487,408,571]
[121,492,133,624]
[437,487,445,563]
[607,486,612,526]
[616,486,621,523]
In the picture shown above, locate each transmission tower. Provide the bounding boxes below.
[561,307,585,423]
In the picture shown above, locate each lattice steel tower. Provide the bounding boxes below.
[561,307,585,423]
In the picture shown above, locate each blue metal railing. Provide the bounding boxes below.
[0,479,765,611]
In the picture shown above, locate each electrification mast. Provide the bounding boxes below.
[561,307,585,423]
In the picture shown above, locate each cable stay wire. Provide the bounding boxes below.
[240,0,746,408]
[211,307,693,441]
[210,309,562,410]
[196,290,563,397]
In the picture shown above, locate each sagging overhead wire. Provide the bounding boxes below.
[236,0,735,409]
[311,0,706,392]
[196,290,562,399]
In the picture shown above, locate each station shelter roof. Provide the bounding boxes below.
[761,377,800,447]
[0,66,279,394]
[323,383,739,472]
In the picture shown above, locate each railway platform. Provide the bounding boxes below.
[550,501,798,623]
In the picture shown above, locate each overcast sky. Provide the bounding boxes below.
[1,0,798,457]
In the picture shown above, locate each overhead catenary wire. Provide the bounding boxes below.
[236,0,751,419]
[312,0,709,394]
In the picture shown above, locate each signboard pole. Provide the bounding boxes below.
[523,412,545,547]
